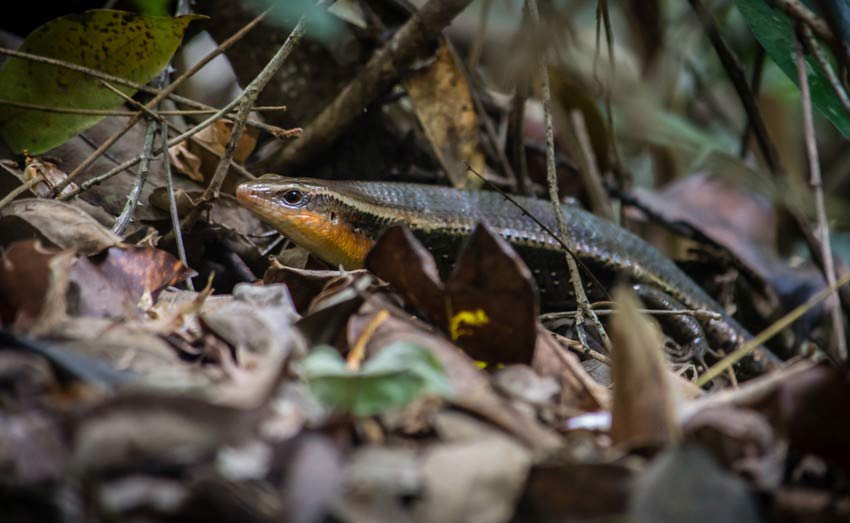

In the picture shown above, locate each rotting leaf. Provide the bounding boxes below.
[69,245,192,319]
[0,9,204,154]
[300,342,452,417]
[403,41,486,188]
[0,199,121,255]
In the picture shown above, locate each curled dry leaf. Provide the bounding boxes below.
[609,286,680,449]
[23,158,78,198]
[0,199,120,255]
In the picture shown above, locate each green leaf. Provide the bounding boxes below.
[735,0,850,139]
[301,342,453,417]
[131,0,171,17]
[0,10,203,154]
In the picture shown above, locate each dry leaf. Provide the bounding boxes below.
[403,42,485,188]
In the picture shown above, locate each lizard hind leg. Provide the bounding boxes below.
[630,283,711,369]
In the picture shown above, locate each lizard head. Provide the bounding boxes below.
[236,176,373,269]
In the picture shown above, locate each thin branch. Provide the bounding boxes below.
[689,0,782,175]
[0,172,40,211]
[568,110,614,220]
[161,120,193,291]
[45,9,271,196]
[773,0,835,44]
[527,0,611,352]
[800,24,850,116]
[0,99,288,117]
[113,118,158,235]
[203,14,309,200]
[738,47,766,158]
[795,30,847,362]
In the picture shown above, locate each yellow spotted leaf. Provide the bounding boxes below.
[0,10,203,154]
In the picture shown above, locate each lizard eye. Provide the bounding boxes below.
[281,189,304,206]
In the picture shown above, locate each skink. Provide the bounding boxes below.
[236,176,779,375]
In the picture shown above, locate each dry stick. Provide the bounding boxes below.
[689,0,782,174]
[568,110,614,220]
[47,9,271,196]
[795,31,847,362]
[594,0,621,167]
[58,94,245,200]
[0,174,40,211]
[510,84,531,195]
[160,119,193,291]
[203,14,308,201]
[738,47,766,158]
[697,270,850,387]
[526,0,610,352]
[801,25,850,116]
[103,78,259,181]
[691,0,850,318]
[773,0,835,44]
[541,308,722,322]
[113,119,158,235]
[0,99,286,117]
[268,0,477,170]
[466,0,491,71]
[0,46,265,126]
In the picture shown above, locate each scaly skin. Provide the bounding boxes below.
[236,176,780,375]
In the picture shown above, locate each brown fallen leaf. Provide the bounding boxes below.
[610,286,680,449]
[0,199,121,255]
[349,294,562,451]
[403,40,485,188]
[69,246,192,319]
[366,224,539,364]
[0,240,74,333]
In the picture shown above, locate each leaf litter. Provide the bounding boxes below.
[1,3,850,522]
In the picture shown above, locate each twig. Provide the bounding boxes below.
[568,110,614,220]
[58,94,246,200]
[773,0,835,44]
[738,47,765,158]
[526,0,610,352]
[689,0,782,175]
[697,270,850,386]
[203,13,308,200]
[467,0,491,70]
[795,30,847,362]
[0,173,40,211]
[113,118,158,235]
[551,331,611,365]
[541,308,722,322]
[510,84,531,195]
[0,47,277,136]
[465,164,611,303]
[0,99,287,117]
[47,9,272,196]
[800,24,850,116]
[160,119,193,291]
[99,80,164,122]
[266,0,477,170]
